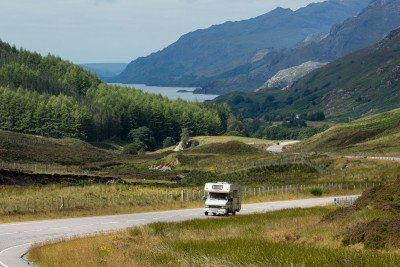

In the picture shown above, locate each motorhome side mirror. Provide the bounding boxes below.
[203,196,207,200]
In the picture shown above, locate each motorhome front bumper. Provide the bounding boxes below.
[204,207,228,215]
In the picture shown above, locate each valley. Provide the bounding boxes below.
[0,0,400,266]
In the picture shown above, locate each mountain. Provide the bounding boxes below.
[294,107,400,156]
[81,63,127,81]
[203,0,400,94]
[215,26,400,120]
[113,0,370,87]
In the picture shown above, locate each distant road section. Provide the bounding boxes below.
[345,156,400,162]
[0,196,357,267]
[267,141,300,153]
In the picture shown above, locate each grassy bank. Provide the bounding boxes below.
[294,108,400,156]
[28,207,400,266]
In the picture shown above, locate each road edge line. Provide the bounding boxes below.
[0,243,32,267]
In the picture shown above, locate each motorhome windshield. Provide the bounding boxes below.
[209,192,229,200]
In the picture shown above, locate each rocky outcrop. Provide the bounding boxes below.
[264,61,327,90]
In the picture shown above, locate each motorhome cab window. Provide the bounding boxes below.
[209,192,229,200]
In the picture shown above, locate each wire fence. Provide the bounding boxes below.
[0,182,374,215]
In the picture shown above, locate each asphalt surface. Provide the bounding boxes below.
[266,141,300,153]
[0,196,359,267]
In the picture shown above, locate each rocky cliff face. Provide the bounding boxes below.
[264,61,328,90]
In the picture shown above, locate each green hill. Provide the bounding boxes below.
[0,40,228,148]
[0,40,100,96]
[295,108,400,156]
[0,130,118,165]
[285,27,400,119]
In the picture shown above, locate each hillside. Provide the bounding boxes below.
[0,130,118,165]
[0,40,100,96]
[294,108,400,156]
[81,63,127,80]
[205,0,400,94]
[0,39,227,148]
[216,26,400,120]
[113,0,369,87]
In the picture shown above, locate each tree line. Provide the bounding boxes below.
[0,84,227,147]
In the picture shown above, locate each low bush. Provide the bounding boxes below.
[310,188,323,196]
[343,217,400,249]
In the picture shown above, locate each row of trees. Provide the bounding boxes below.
[0,84,228,147]
[0,87,92,139]
[86,84,226,145]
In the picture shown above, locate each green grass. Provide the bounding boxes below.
[0,130,121,165]
[28,207,400,266]
[294,108,400,156]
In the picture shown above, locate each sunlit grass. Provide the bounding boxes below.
[28,207,400,266]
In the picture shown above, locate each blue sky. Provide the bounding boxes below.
[0,0,323,63]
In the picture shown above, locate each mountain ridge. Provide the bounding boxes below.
[214,26,400,120]
[113,0,370,87]
[202,0,400,94]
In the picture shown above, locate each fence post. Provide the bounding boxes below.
[60,197,64,209]
[181,190,184,202]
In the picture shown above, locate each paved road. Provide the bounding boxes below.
[267,141,300,153]
[266,141,400,163]
[344,155,400,162]
[0,196,358,267]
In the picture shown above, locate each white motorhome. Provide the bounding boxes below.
[204,182,241,216]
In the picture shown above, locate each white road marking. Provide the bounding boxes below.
[0,243,32,267]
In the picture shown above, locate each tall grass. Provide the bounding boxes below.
[28,207,400,266]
